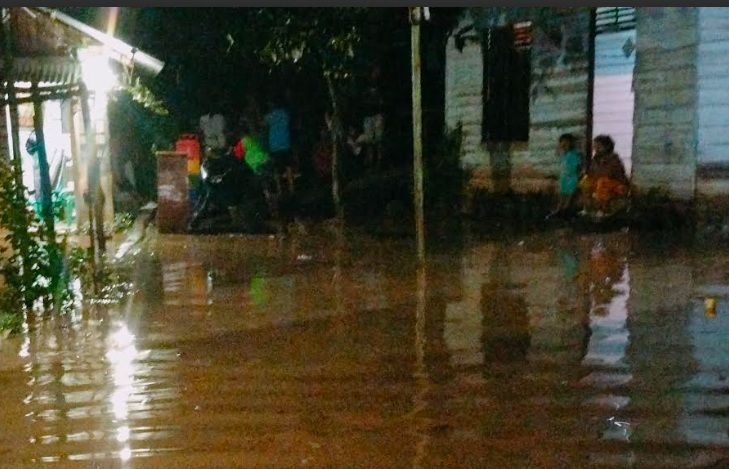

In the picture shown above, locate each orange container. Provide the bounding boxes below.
[175,134,201,175]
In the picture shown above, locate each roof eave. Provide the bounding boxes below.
[34,7,165,77]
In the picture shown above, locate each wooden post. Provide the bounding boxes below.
[32,92,63,295]
[67,98,87,231]
[586,7,597,162]
[32,92,54,233]
[2,8,23,187]
[98,114,114,228]
[7,101,22,186]
[325,76,343,220]
[79,85,105,258]
[411,7,426,264]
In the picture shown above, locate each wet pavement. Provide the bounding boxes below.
[3,226,729,467]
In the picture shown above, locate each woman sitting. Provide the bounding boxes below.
[579,134,630,217]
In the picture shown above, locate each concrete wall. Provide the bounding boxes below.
[695,7,729,197]
[445,8,591,197]
[631,7,699,200]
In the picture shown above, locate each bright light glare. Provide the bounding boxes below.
[106,324,138,420]
[79,48,118,95]
[119,446,132,461]
[116,425,130,443]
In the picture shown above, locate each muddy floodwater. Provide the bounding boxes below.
[3,226,729,468]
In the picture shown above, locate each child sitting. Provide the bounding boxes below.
[547,133,582,219]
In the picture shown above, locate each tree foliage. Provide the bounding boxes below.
[0,153,138,335]
[115,78,169,116]
[250,8,370,83]
[244,8,387,217]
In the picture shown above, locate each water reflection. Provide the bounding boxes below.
[5,229,729,466]
[481,246,530,364]
[439,234,729,465]
[0,297,183,466]
[412,266,430,469]
[682,296,729,447]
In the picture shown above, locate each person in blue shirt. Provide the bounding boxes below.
[547,133,582,219]
[264,94,293,194]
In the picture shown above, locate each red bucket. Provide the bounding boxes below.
[175,134,201,175]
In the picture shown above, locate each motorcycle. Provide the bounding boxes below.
[187,146,271,233]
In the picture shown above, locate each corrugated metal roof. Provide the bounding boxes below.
[35,8,164,76]
[9,7,89,57]
[10,57,81,85]
[3,7,163,84]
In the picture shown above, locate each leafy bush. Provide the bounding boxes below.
[0,153,136,336]
[0,157,71,320]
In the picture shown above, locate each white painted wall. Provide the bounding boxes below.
[444,13,488,169]
[18,101,72,201]
[593,28,636,175]
[697,8,729,165]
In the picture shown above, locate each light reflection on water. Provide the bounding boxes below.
[2,230,729,466]
[0,295,183,466]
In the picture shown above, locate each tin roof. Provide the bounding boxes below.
[12,57,81,85]
[7,7,89,58]
[2,7,163,87]
[35,8,164,76]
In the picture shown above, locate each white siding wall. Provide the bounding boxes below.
[527,10,591,181]
[445,14,488,169]
[593,28,636,175]
[446,7,729,202]
[631,7,698,199]
[697,8,729,165]
[445,9,591,194]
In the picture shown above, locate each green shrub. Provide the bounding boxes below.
[0,157,70,316]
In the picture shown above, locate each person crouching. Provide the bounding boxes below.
[579,134,629,216]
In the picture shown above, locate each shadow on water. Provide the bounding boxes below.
[3,227,729,466]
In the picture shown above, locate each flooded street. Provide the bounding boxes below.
[3,227,729,468]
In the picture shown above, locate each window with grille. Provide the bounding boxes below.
[595,7,636,34]
[482,22,532,143]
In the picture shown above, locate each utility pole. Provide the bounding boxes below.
[411,10,431,456]
[410,7,429,264]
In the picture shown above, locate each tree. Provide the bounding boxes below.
[249,8,382,219]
